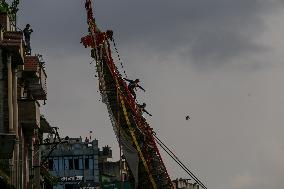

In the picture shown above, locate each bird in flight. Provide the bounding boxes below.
[186,115,190,120]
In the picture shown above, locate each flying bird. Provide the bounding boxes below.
[186,115,190,120]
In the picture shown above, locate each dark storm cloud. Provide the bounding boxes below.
[95,0,280,67]
[17,0,282,68]
[15,2,284,189]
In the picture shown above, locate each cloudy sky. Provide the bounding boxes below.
[15,0,284,188]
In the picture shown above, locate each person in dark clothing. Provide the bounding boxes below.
[23,24,33,42]
[124,78,145,99]
[138,103,152,116]
[23,24,33,55]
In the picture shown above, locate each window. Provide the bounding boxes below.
[64,157,74,170]
[48,159,53,170]
[53,157,59,171]
[89,158,93,170]
[21,88,28,99]
[85,156,94,170]
[64,158,69,170]
[74,158,79,170]
[69,159,73,170]
[79,157,83,170]
[85,158,89,169]
[58,157,63,171]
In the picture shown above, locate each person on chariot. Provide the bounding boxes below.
[124,78,145,99]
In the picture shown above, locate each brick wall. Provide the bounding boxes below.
[3,31,23,40]
[24,56,39,71]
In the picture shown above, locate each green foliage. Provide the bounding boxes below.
[0,1,9,13]
[0,164,15,189]
[9,0,19,14]
[0,0,20,14]
[0,169,9,181]
[40,167,58,186]
[0,161,10,179]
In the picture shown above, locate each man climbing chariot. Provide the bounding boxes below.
[124,78,145,99]
[137,103,152,116]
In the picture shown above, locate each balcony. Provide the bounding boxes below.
[0,13,24,65]
[22,55,47,100]
[18,100,40,134]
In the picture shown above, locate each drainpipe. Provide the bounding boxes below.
[12,67,19,189]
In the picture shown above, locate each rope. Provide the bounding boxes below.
[153,134,208,189]
[112,37,128,78]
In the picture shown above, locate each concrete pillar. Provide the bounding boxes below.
[12,67,20,188]
[34,129,41,189]
[12,67,18,131]
[7,53,13,133]
[19,127,24,189]
[0,28,3,41]
[29,139,34,189]
[7,53,15,186]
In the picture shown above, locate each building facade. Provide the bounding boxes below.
[172,178,199,189]
[42,137,104,189]
[0,6,48,189]
[42,136,134,189]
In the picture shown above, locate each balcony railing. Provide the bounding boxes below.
[0,22,24,65]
